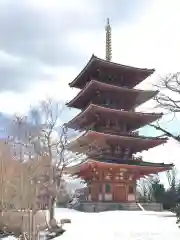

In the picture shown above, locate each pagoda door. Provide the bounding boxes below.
[113,184,126,202]
[91,183,99,201]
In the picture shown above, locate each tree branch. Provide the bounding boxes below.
[149,124,180,142]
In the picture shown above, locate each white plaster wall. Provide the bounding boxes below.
[128,194,135,201]
[88,195,91,201]
[104,194,112,201]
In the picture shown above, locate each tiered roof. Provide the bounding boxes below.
[66,55,173,176]
[69,55,155,89]
[65,160,174,179]
[67,104,163,131]
[67,80,158,110]
[67,131,167,154]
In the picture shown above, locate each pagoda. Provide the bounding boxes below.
[65,19,173,203]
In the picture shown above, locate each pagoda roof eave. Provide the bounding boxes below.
[69,54,94,88]
[66,80,158,109]
[77,130,168,141]
[64,159,174,175]
[69,55,155,88]
[66,104,163,131]
[67,130,167,153]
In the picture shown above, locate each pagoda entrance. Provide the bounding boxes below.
[113,184,127,202]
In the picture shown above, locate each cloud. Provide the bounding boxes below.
[0,0,152,93]
[0,0,84,66]
[0,51,57,91]
[0,0,179,176]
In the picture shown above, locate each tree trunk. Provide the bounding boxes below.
[49,197,55,221]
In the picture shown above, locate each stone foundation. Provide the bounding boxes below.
[75,201,163,212]
[76,201,139,212]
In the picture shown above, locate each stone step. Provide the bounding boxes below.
[120,203,141,211]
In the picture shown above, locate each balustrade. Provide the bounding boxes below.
[92,126,140,137]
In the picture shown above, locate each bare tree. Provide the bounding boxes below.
[0,99,85,239]
[0,139,50,239]
[137,175,165,203]
[0,141,18,212]
[11,99,84,222]
[0,99,81,239]
[0,113,51,238]
[35,99,84,222]
[166,167,178,190]
[150,73,180,142]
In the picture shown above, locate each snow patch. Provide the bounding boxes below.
[54,208,180,240]
[5,208,180,240]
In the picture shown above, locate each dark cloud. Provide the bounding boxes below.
[0,0,152,92]
[0,1,86,67]
[0,56,56,91]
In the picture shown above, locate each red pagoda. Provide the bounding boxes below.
[65,19,173,204]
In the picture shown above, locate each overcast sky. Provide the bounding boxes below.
[0,0,180,113]
[0,0,180,175]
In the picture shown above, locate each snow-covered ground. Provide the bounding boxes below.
[54,208,180,240]
[5,208,180,240]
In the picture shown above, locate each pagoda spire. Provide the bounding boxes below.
[105,18,112,61]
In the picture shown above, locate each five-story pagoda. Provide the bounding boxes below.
[65,19,173,203]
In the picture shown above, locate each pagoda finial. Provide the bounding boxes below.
[105,18,112,61]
